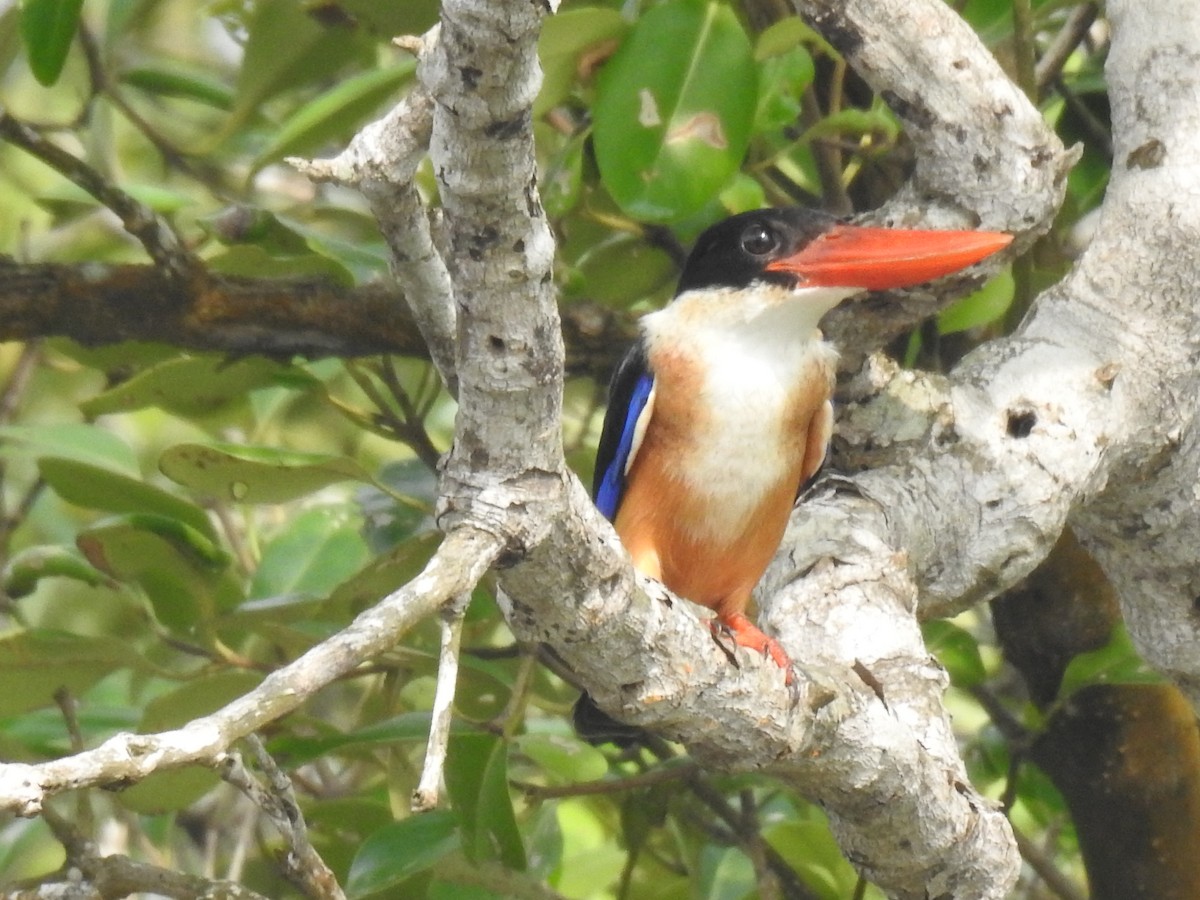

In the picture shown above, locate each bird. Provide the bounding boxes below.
[593,206,1012,680]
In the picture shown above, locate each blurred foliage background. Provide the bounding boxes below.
[1,0,1185,898]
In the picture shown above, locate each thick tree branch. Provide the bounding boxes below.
[765,0,1200,695]
[377,0,1054,897]
[0,258,630,377]
[426,0,565,540]
[799,0,1078,366]
[0,1,1125,898]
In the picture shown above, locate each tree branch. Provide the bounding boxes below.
[768,0,1200,691]
[800,0,1078,367]
[0,258,630,377]
[0,526,501,816]
[358,0,1064,896]
[26,805,269,900]
[0,109,197,280]
[291,31,460,394]
[217,736,344,900]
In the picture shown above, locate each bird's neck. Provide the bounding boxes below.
[640,283,854,367]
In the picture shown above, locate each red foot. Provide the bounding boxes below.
[711,612,793,684]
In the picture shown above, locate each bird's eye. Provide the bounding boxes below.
[740,224,778,257]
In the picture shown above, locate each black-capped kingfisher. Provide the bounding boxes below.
[593,207,1012,679]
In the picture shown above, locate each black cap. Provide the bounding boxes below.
[675,207,840,295]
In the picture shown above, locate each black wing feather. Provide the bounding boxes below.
[592,340,652,516]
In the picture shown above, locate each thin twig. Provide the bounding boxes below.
[35,805,269,899]
[0,341,41,423]
[1052,76,1113,158]
[800,87,852,215]
[78,25,211,182]
[738,789,781,900]
[489,647,538,738]
[413,590,471,811]
[1013,825,1088,900]
[379,358,445,471]
[686,775,822,900]
[0,526,502,816]
[0,109,197,279]
[1036,4,1100,97]
[52,689,84,755]
[969,682,1030,743]
[1011,0,1038,101]
[513,759,700,800]
[217,736,346,900]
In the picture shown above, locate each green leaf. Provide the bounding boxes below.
[19,0,84,85]
[697,844,755,900]
[923,619,987,688]
[937,269,1015,334]
[79,355,311,418]
[803,105,900,143]
[324,532,441,616]
[159,441,375,504]
[1059,623,1163,699]
[201,207,387,282]
[718,172,767,216]
[120,62,235,109]
[361,459,438,552]
[428,882,504,900]
[0,424,139,475]
[754,45,814,134]
[47,340,180,380]
[2,545,108,598]
[252,60,415,172]
[204,244,354,285]
[542,132,586,218]
[39,457,217,541]
[215,0,368,146]
[346,811,459,899]
[554,799,627,896]
[250,506,368,600]
[35,180,197,216]
[764,818,862,898]
[512,732,609,784]
[0,704,138,757]
[0,630,147,716]
[536,6,627,116]
[76,514,240,633]
[445,734,525,870]
[78,512,228,572]
[304,797,395,880]
[753,17,820,61]
[268,711,488,766]
[592,0,757,222]
[562,222,676,306]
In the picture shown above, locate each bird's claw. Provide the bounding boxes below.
[709,613,794,685]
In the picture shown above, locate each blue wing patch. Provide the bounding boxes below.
[595,371,654,521]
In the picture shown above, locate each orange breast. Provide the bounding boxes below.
[612,347,832,620]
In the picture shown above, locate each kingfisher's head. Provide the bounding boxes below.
[671,207,1012,325]
[644,206,1011,348]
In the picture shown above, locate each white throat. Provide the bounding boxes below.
[641,282,858,358]
[636,283,852,540]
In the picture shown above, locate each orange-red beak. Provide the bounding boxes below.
[765,224,1013,291]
